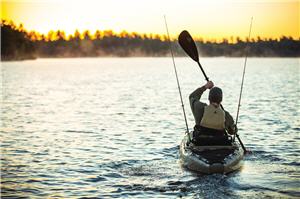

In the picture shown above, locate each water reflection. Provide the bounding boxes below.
[1,58,299,198]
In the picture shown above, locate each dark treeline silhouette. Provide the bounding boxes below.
[1,20,300,61]
[1,21,36,60]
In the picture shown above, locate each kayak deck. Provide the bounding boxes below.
[192,147,235,164]
[180,132,244,174]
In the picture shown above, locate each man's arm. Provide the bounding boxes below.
[189,81,214,125]
[189,81,214,107]
[225,111,237,135]
[189,86,206,107]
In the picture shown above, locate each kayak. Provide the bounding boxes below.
[179,132,244,174]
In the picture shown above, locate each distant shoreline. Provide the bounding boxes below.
[2,21,300,61]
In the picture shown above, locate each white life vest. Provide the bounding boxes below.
[200,104,225,130]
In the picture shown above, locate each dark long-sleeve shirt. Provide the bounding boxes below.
[189,86,236,134]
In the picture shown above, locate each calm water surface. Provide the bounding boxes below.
[1,58,299,198]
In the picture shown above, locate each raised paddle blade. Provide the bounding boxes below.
[178,30,199,62]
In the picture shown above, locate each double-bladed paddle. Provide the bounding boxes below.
[178,30,248,154]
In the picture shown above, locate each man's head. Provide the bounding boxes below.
[209,87,223,104]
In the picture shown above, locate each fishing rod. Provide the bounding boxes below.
[234,17,253,143]
[164,15,189,134]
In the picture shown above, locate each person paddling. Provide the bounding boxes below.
[189,81,237,143]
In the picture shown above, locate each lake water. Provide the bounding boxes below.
[1,57,299,198]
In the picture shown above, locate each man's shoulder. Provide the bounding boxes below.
[195,101,207,109]
[224,110,232,115]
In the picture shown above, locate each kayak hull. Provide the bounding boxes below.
[179,132,244,174]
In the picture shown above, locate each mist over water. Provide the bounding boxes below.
[1,57,299,198]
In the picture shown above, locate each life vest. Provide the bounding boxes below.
[200,104,225,130]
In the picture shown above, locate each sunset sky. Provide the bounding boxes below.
[1,0,299,40]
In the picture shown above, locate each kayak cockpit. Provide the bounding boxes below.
[180,132,244,174]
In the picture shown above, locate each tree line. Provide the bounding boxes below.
[1,20,299,61]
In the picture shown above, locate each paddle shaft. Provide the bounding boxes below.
[197,61,209,81]
[164,16,189,134]
[219,104,246,153]
[236,133,246,152]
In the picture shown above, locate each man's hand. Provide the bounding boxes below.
[204,81,214,89]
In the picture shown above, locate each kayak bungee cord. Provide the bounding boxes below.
[164,15,190,135]
[234,17,253,145]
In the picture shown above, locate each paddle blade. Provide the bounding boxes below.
[178,30,199,62]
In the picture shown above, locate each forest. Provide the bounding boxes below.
[1,20,300,61]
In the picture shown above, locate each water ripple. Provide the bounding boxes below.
[1,58,299,198]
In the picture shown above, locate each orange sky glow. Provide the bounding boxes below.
[1,0,299,40]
